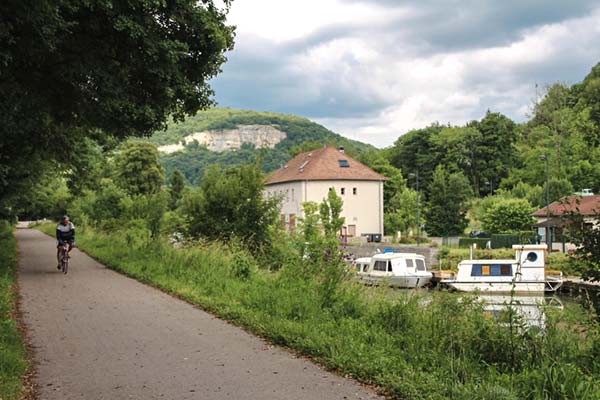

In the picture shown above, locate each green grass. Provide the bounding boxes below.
[0,221,28,399]
[38,223,600,399]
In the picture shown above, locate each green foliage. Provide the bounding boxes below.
[384,188,417,236]
[0,0,234,210]
[0,221,28,399]
[509,182,545,209]
[571,223,600,282]
[182,163,280,252]
[120,193,168,238]
[481,198,535,233]
[425,165,473,236]
[168,169,186,210]
[458,237,490,249]
[490,233,537,249]
[389,124,443,192]
[319,189,345,238]
[114,142,165,196]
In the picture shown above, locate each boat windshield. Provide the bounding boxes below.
[416,259,425,271]
[374,260,387,271]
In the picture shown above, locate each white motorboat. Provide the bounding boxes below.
[358,252,433,288]
[441,245,563,293]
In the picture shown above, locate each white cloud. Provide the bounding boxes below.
[214,1,600,147]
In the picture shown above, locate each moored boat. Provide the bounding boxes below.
[358,252,433,288]
[441,245,563,293]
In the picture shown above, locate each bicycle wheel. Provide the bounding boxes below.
[61,248,69,274]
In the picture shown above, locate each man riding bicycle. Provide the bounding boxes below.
[56,215,75,269]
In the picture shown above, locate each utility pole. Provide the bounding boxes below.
[409,171,420,245]
[540,154,551,251]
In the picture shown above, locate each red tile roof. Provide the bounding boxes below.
[532,195,600,217]
[265,146,387,185]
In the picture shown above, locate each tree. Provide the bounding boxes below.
[182,163,280,252]
[384,188,417,236]
[388,124,443,193]
[481,198,535,234]
[425,166,472,236]
[470,111,518,195]
[431,126,482,193]
[168,170,186,210]
[114,142,165,196]
[319,189,345,238]
[359,151,407,212]
[0,0,234,208]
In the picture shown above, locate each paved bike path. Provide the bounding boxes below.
[17,228,381,400]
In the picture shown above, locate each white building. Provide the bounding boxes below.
[264,146,387,237]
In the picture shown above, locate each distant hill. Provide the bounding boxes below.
[150,108,376,184]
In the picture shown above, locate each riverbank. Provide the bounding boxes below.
[36,223,600,399]
[0,221,29,399]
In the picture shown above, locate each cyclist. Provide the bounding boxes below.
[56,215,75,269]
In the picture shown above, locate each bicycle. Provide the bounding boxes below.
[59,242,71,274]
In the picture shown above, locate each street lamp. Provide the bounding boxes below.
[540,154,551,250]
[409,171,420,246]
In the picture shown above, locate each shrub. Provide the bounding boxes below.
[481,198,535,234]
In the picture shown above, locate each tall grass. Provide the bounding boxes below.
[0,221,28,399]
[38,224,600,399]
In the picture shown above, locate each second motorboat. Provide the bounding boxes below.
[354,251,433,288]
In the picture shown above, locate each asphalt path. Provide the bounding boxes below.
[16,227,382,400]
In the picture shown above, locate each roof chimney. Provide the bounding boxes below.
[338,146,345,153]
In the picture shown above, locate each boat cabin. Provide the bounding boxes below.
[443,244,562,293]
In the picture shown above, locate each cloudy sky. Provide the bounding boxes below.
[211,0,600,148]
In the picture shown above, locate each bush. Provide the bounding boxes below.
[481,198,535,234]
[459,237,490,248]
[490,232,537,249]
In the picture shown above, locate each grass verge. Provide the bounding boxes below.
[0,221,28,399]
[37,223,600,399]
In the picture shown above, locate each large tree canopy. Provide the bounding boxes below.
[0,0,234,214]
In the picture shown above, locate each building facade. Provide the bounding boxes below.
[265,146,387,237]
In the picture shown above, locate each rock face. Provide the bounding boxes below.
[158,125,287,153]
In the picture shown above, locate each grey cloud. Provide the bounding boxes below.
[212,34,391,118]
[342,0,598,52]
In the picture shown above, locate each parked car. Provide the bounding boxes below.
[469,231,490,238]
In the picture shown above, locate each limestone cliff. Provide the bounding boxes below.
[158,125,286,153]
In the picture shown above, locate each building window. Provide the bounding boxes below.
[291,188,295,201]
[341,188,345,195]
[471,264,513,276]
[353,187,357,195]
[338,160,350,167]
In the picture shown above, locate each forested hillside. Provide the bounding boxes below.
[388,62,600,204]
[149,108,375,183]
[374,62,600,236]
